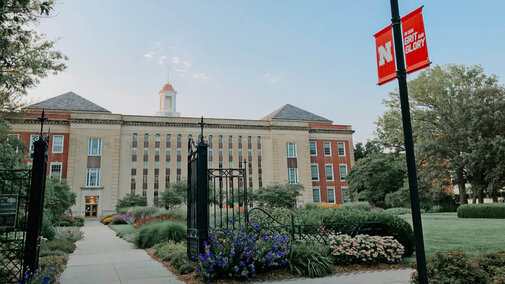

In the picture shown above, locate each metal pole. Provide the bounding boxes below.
[389,0,428,283]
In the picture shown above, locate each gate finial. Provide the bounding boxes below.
[37,109,48,137]
[198,116,205,142]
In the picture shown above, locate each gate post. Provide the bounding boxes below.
[23,135,48,274]
[196,139,208,255]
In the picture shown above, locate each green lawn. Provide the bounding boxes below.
[401,212,505,259]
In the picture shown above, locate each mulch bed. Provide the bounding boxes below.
[145,249,409,283]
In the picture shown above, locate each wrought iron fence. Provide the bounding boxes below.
[0,170,32,283]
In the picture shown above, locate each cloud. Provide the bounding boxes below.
[172,57,180,64]
[143,53,153,59]
[192,72,207,80]
[159,55,169,65]
[264,73,282,83]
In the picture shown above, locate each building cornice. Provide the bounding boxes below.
[309,128,355,134]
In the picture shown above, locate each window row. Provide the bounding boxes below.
[312,187,349,203]
[309,141,346,157]
[133,133,261,144]
[29,134,65,153]
[310,164,347,181]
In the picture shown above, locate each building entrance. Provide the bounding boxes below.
[85,196,99,218]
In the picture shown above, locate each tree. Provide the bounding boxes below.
[0,119,27,169]
[1,0,67,112]
[44,178,76,221]
[168,180,187,203]
[254,183,304,209]
[161,189,182,210]
[116,194,147,211]
[376,64,505,204]
[347,153,405,208]
[354,140,382,161]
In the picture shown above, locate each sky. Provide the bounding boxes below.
[29,0,505,143]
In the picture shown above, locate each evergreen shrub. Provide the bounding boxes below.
[457,204,505,219]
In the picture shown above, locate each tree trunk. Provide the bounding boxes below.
[456,168,468,204]
[477,185,485,204]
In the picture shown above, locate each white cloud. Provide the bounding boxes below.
[264,73,282,83]
[159,55,169,65]
[143,53,153,59]
[172,57,180,64]
[192,72,207,80]
[183,61,192,68]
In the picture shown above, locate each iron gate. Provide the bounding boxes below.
[0,170,32,283]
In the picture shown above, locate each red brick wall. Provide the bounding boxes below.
[310,139,352,204]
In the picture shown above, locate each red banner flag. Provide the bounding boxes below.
[402,7,430,74]
[374,26,396,85]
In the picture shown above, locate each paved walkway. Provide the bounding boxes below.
[60,220,183,284]
[266,269,414,284]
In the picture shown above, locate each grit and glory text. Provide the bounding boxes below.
[403,28,425,54]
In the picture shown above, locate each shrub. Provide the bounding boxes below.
[40,239,76,254]
[41,215,56,240]
[39,249,66,257]
[384,208,411,215]
[116,194,147,211]
[22,267,52,284]
[254,183,304,209]
[288,242,334,278]
[197,223,290,282]
[38,255,68,282]
[109,224,138,243]
[117,207,130,214]
[339,201,373,211]
[178,262,196,274]
[411,250,488,283]
[131,206,159,219]
[304,202,317,210]
[154,241,186,262]
[55,227,84,242]
[156,209,186,220]
[427,205,443,213]
[329,234,404,265]
[457,204,505,219]
[73,216,84,227]
[136,221,186,248]
[44,178,76,222]
[316,203,340,208]
[474,251,505,278]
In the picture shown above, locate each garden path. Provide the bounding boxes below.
[266,268,414,284]
[60,220,183,284]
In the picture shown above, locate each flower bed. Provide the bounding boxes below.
[133,214,182,228]
[329,234,404,265]
[103,213,134,225]
[197,222,290,283]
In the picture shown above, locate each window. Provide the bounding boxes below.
[155,161,159,169]
[248,136,252,144]
[228,136,232,143]
[228,149,232,157]
[50,163,62,180]
[177,149,182,156]
[88,138,102,156]
[238,149,242,157]
[155,148,160,156]
[132,133,137,142]
[288,168,298,184]
[143,148,148,155]
[228,161,233,168]
[257,136,261,144]
[166,160,171,168]
[144,133,149,141]
[257,149,261,157]
[238,136,242,143]
[166,134,171,143]
[218,135,222,144]
[342,186,350,202]
[312,188,321,203]
[338,142,346,156]
[286,143,297,157]
[209,161,213,168]
[52,135,64,153]
[132,148,137,155]
[209,148,213,156]
[247,149,252,157]
[327,188,335,203]
[143,161,148,169]
[339,164,348,181]
[325,164,334,181]
[218,149,223,157]
[177,135,181,143]
[155,134,160,142]
[208,135,213,144]
[86,168,100,187]
[311,165,319,181]
[131,161,137,169]
[309,141,317,156]
[177,161,181,169]
[323,141,331,156]
[30,134,38,153]
[166,148,171,155]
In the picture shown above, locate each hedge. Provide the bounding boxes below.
[457,204,505,219]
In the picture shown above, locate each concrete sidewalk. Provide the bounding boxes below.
[60,220,183,284]
[265,269,414,284]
